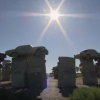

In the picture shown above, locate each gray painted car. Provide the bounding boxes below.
[74,49,100,60]
[5,45,48,58]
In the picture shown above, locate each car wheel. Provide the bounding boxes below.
[11,52,18,58]
[86,54,91,60]
[35,49,43,57]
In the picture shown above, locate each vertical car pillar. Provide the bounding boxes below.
[80,58,97,85]
[0,64,2,82]
[0,53,6,81]
[54,67,58,79]
[2,67,10,81]
[27,55,47,89]
[58,57,76,88]
[11,57,28,88]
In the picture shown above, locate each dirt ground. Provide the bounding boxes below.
[1,76,100,100]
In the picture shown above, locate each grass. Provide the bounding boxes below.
[0,87,30,100]
[76,73,82,78]
[70,87,100,100]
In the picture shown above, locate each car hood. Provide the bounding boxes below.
[74,53,81,59]
[5,49,15,55]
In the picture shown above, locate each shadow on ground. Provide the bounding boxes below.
[0,82,44,100]
[13,88,43,100]
[58,86,77,97]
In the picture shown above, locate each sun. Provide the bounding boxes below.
[50,10,59,20]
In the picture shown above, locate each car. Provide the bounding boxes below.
[74,49,100,60]
[5,45,49,58]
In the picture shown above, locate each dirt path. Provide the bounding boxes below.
[37,75,69,100]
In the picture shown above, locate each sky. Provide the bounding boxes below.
[0,0,100,73]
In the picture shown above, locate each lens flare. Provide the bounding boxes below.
[50,10,59,20]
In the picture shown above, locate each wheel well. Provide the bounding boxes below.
[86,54,91,59]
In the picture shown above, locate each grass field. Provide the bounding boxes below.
[70,87,100,100]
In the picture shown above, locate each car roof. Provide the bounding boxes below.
[15,45,33,49]
[35,46,45,48]
[82,49,97,52]
[15,45,45,49]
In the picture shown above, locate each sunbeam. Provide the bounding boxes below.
[0,11,50,17]
[56,19,71,44]
[0,11,96,19]
[45,0,53,11]
[56,19,76,51]
[22,12,50,17]
[56,0,65,12]
[59,13,88,18]
[36,19,52,45]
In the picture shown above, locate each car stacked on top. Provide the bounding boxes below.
[5,45,48,58]
[74,49,100,60]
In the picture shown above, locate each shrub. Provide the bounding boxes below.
[70,87,100,100]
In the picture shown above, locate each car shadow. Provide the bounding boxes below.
[5,87,44,100]
[0,81,44,100]
[58,86,77,97]
[14,88,43,100]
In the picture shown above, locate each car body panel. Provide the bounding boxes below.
[74,49,100,59]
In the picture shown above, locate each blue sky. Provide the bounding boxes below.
[0,0,100,73]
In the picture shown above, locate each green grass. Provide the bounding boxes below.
[70,87,100,100]
[0,87,30,100]
[76,73,82,78]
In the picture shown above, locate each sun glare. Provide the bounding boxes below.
[50,10,59,20]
